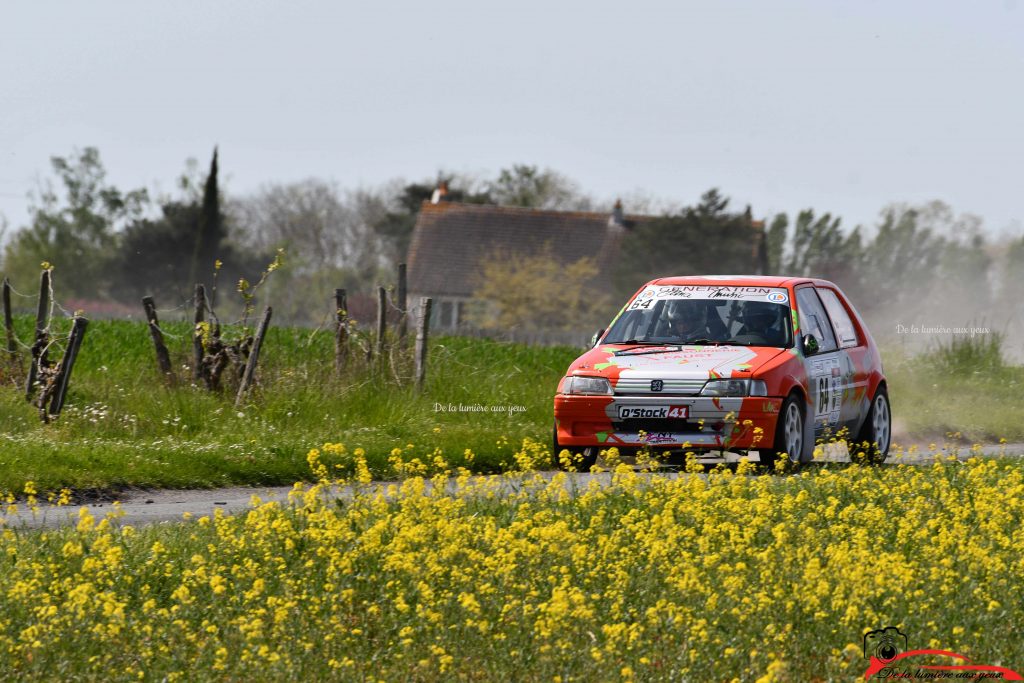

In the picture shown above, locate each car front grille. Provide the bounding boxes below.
[613,378,705,396]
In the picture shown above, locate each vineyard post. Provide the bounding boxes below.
[47,315,88,418]
[334,288,348,375]
[415,297,432,390]
[192,284,205,381]
[3,277,15,364]
[397,262,408,342]
[375,286,386,362]
[235,305,272,407]
[25,269,51,401]
[142,296,176,385]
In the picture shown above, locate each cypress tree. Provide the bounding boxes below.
[189,147,225,288]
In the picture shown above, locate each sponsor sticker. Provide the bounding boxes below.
[639,432,678,444]
[629,285,791,304]
[810,357,843,421]
[617,405,689,420]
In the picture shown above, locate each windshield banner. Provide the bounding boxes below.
[629,285,789,309]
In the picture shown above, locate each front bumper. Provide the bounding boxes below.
[553,394,783,450]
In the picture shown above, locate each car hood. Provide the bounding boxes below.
[569,344,789,382]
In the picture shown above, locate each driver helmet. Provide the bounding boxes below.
[666,299,706,336]
[742,301,778,331]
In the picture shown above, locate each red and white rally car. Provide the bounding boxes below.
[553,276,890,470]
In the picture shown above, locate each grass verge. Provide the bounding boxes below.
[883,332,1024,443]
[0,316,1021,493]
[0,316,577,492]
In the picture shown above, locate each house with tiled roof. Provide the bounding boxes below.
[405,195,766,331]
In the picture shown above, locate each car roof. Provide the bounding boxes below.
[650,275,837,288]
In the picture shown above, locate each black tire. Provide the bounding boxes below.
[552,423,598,472]
[760,393,804,472]
[849,387,891,464]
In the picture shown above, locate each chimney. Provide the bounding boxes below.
[430,180,449,204]
[609,199,625,228]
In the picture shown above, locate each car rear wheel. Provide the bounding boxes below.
[552,424,599,472]
[760,393,804,472]
[850,387,891,464]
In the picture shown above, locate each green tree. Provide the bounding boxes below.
[998,236,1024,329]
[114,199,261,307]
[612,189,761,299]
[470,245,610,331]
[1,148,147,298]
[767,201,1000,322]
[115,200,202,302]
[782,210,869,296]
[486,165,588,210]
[859,206,946,305]
[932,232,991,314]
[785,211,844,275]
[765,214,788,274]
[189,148,226,286]
[112,152,263,308]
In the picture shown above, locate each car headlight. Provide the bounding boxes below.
[565,376,612,395]
[700,379,768,397]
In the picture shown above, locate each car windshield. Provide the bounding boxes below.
[603,284,794,348]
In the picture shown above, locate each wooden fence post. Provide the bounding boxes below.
[142,296,175,385]
[375,286,386,361]
[397,263,408,342]
[236,306,272,407]
[415,297,432,390]
[334,288,348,375]
[192,284,205,381]
[3,277,15,363]
[25,269,51,401]
[47,315,88,418]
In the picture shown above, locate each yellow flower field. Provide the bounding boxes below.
[0,441,1022,681]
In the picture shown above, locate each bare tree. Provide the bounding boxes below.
[230,180,391,323]
[233,179,385,277]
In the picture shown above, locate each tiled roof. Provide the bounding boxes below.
[406,202,647,298]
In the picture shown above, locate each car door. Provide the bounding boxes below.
[815,286,869,434]
[794,286,844,440]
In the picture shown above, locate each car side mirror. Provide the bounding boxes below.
[591,329,605,347]
[802,334,820,356]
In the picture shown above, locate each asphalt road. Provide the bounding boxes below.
[4,442,1021,530]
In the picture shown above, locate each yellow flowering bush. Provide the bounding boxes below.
[0,443,1022,680]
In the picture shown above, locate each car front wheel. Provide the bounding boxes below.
[552,423,599,472]
[760,393,804,472]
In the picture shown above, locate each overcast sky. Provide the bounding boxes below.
[2,1,1022,238]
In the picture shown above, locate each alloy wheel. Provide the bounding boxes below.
[784,401,803,461]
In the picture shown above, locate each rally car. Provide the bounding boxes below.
[553,276,890,470]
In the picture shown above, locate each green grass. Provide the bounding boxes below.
[0,315,578,493]
[0,316,1020,494]
[884,333,1024,443]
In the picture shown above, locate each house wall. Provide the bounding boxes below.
[407,293,471,331]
